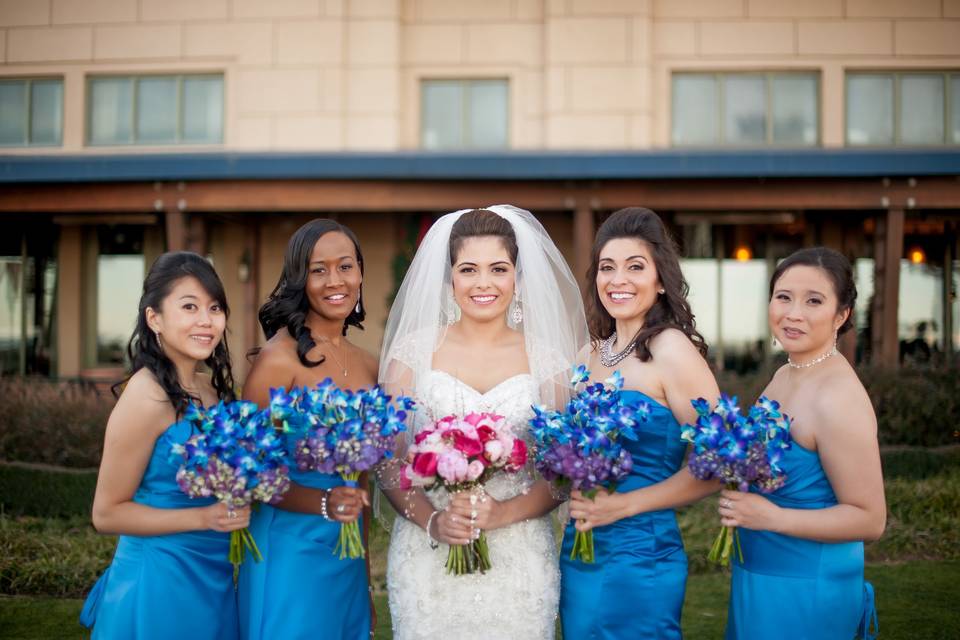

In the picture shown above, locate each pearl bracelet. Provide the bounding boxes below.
[320,490,332,521]
[425,510,440,550]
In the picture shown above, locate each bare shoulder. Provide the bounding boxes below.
[649,328,702,366]
[112,368,174,432]
[810,365,876,434]
[351,342,380,378]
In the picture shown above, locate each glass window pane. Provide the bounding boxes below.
[952,75,960,144]
[847,74,894,145]
[0,81,27,146]
[682,259,720,346]
[136,76,178,143]
[467,80,508,148]
[898,259,942,364]
[723,74,766,145]
[90,77,133,145]
[772,74,818,145]
[671,74,719,145]
[97,255,144,365]
[900,74,945,145]
[30,80,63,146]
[182,76,223,143]
[721,259,769,357]
[421,80,463,150]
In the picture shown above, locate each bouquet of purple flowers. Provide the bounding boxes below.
[681,394,792,566]
[529,366,650,562]
[269,379,413,559]
[171,401,292,582]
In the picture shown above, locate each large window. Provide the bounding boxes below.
[672,72,819,147]
[95,226,144,365]
[0,78,63,147]
[87,74,224,146]
[846,71,960,145]
[421,79,509,150]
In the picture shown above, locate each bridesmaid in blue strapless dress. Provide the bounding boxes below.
[81,420,239,640]
[561,391,689,638]
[720,247,885,640]
[80,251,248,640]
[564,208,721,638]
[726,442,877,640]
[239,219,376,639]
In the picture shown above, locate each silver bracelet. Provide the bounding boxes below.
[425,510,440,550]
[320,490,332,521]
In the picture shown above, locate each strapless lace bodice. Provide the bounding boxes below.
[387,370,559,640]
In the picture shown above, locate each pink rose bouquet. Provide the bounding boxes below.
[399,412,527,575]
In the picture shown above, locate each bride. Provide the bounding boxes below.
[378,206,587,640]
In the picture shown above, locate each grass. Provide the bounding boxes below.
[3,561,957,639]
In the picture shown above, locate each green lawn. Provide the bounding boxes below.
[2,560,956,640]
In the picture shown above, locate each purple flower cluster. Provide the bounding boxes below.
[268,379,414,559]
[681,394,792,493]
[268,379,413,478]
[171,400,291,509]
[529,366,649,492]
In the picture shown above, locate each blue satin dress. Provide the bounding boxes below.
[560,390,689,639]
[238,470,371,640]
[80,420,239,640]
[725,442,878,640]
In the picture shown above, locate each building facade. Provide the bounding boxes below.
[1,0,958,381]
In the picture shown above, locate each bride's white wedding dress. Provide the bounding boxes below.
[386,369,559,640]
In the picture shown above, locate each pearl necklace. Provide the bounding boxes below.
[787,343,838,369]
[599,332,639,368]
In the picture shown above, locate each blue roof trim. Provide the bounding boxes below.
[1,149,958,183]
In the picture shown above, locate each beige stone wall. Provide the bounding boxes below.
[3,0,957,153]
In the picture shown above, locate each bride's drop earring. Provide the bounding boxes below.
[511,295,523,324]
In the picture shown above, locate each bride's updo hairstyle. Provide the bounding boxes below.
[769,247,857,336]
[448,209,519,265]
[587,207,707,361]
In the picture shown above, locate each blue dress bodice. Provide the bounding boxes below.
[560,390,688,639]
[80,420,239,640]
[726,441,878,639]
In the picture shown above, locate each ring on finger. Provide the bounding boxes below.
[336,503,347,514]
[228,509,237,519]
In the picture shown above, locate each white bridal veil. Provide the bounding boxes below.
[378,204,589,418]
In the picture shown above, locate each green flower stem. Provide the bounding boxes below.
[444,532,491,575]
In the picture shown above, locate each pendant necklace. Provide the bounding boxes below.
[317,336,348,377]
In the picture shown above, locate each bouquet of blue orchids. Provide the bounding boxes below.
[529,365,650,563]
[269,379,414,559]
[681,394,792,566]
[171,401,292,582]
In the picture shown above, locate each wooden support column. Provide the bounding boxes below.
[819,217,857,363]
[165,210,187,252]
[243,219,261,361]
[573,202,594,298]
[56,226,83,378]
[187,215,208,255]
[944,223,955,357]
[873,208,904,368]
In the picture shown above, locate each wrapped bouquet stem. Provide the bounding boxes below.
[270,380,413,560]
[530,366,649,564]
[171,401,292,583]
[400,412,528,576]
[681,395,792,567]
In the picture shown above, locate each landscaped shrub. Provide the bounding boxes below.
[0,377,113,468]
[0,462,97,518]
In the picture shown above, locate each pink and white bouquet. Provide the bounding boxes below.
[400,412,527,575]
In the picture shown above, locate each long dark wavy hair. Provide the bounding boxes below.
[258,219,365,368]
[115,251,236,416]
[586,207,708,361]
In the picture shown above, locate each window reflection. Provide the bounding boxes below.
[96,226,144,366]
[899,260,943,364]
[681,259,769,371]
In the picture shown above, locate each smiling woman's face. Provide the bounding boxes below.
[596,237,661,322]
[769,264,848,356]
[305,231,362,321]
[451,235,516,323]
